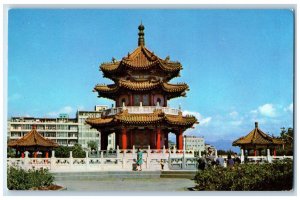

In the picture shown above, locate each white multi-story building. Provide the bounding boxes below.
[8,114,78,147]
[183,135,205,152]
[8,105,116,150]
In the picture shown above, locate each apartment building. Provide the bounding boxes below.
[8,105,115,150]
[183,135,205,152]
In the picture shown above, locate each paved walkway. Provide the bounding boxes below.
[55,177,195,192]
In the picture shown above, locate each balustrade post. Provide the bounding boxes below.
[240,148,245,163]
[24,151,29,170]
[163,145,166,157]
[168,148,171,169]
[132,145,135,158]
[122,151,126,169]
[182,149,186,170]
[100,151,104,169]
[86,151,89,170]
[69,151,73,169]
[148,145,151,156]
[146,156,150,169]
[267,149,271,163]
[51,150,55,171]
[117,145,120,158]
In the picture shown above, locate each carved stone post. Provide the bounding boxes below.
[69,151,73,169]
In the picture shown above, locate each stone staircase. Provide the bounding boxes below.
[160,170,197,179]
[53,171,161,181]
[53,170,198,182]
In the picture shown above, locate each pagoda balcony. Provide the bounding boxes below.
[101,105,181,117]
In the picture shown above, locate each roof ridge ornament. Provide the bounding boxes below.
[138,23,145,46]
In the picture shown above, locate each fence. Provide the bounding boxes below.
[7,146,198,172]
[7,146,293,172]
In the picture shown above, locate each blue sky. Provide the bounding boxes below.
[8,9,294,150]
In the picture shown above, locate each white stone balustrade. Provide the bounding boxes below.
[101,106,182,117]
[7,148,292,172]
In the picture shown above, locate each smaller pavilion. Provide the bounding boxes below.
[8,125,59,158]
[232,122,284,162]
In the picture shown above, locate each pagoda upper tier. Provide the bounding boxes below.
[100,45,182,81]
[94,24,189,102]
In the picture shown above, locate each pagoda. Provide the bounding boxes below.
[86,24,198,150]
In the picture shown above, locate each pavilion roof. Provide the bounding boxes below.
[85,109,197,127]
[232,122,284,147]
[94,79,189,100]
[101,46,182,74]
[8,126,59,148]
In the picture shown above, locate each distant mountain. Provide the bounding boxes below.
[206,139,240,153]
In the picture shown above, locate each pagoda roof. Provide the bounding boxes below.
[101,46,182,75]
[86,109,197,127]
[94,79,189,99]
[8,126,59,148]
[232,122,284,147]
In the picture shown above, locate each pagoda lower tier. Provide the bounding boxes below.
[86,106,198,150]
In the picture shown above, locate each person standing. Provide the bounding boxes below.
[233,153,241,164]
[137,148,143,171]
[227,154,234,169]
[216,155,225,167]
[197,155,207,171]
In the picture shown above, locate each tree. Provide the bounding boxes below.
[277,127,294,156]
[54,146,70,158]
[71,144,86,158]
[87,140,98,151]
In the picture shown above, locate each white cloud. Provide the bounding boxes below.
[258,103,277,117]
[284,103,293,113]
[229,111,239,118]
[182,110,212,126]
[47,106,73,117]
[250,109,258,115]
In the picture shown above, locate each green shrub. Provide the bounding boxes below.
[54,144,86,158]
[54,146,70,158]
[194,159,293,191]
[71,144,86,158]
[7,166,54,190]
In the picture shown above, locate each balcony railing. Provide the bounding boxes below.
[101,106,181,117]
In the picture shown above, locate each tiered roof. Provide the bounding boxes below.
[8,126,59,148]
[94,79,188,99]
[101,46,182,80]
[86,109,197,128]
[232,122,284,147]
[94,24,189,100]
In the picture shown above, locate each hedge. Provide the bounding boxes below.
[194,159,293,191]
[7,166,54,190]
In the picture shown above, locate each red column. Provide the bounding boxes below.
[150,94,154,106]
[254,149,257,156]
[273,148,276,157]
[130,94,133,106]
[156,127,161,149]
[178,129,183,150]
[122,127,127,149]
